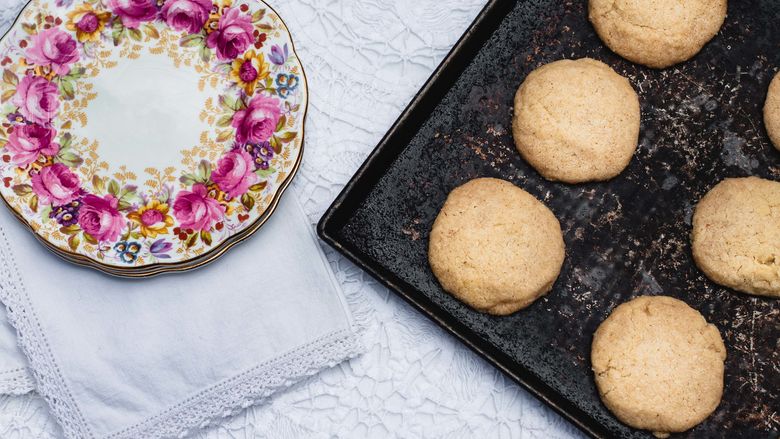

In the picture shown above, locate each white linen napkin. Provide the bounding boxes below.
[0,304,33,395]
[0,193,363,439]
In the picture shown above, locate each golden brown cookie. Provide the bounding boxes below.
[428,178,565,315]
[765,72,780,150]
[691,177,780,298]
[512,58,640,183]
[589,0,728,68]
[592,296,726,438]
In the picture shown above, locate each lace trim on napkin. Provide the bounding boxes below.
[0,223,364,439]
[0,226,93,438]
[0,367,34,395]
[108,329,362,439]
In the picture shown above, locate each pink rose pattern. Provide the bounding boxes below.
[6,123,60,166]
[161,0,212,34]
[78,194,126,242]
[0,1,301,265]
[106,0,158,28]
[25,28,80,75]
[231,94,281,145]
[211,148,259,198]
[32,163,81,205]
[173,184,225,231]
[205,7,254,61]
[13,75,60,125]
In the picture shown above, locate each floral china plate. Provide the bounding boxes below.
[0,0,306,276]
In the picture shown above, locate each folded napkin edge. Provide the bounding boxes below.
[0,197,369,439]
[1,245,365,439]
[108,328,364,439]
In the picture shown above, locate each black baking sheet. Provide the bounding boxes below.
[318,1,780,437]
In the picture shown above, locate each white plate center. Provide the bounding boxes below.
[77,50,215,178]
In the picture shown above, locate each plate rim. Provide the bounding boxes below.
[0,0,308,277]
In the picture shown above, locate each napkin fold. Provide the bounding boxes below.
[0,194,363,439]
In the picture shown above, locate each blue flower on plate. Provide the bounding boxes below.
[276,73,299,99]
[114,241,141,263]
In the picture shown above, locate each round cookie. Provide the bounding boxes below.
[592,296,726,437]
[512,58,640,183]
[691,177,780,298]
[589,0,728,69]
[428,178,565,315]
[765,72,780,150]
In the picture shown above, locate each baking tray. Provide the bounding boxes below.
[317,1,780,437]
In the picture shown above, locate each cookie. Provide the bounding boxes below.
[589,0,728,68]
[765,72,780,150]
[592,296,726,438]
[428,178,565,315]
[691,177,780,298]
[512,58,639,183]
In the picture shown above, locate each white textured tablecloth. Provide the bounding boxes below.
[0,0,583,437]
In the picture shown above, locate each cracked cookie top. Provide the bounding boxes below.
[692,176,780,298]
[428,177,565,315]
[592,295,726,437]
[512,58,640,183]
[589,0,728,68]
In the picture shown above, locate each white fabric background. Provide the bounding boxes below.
[0,0,583,437]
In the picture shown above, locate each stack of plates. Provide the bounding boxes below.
[0,0,307,277]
